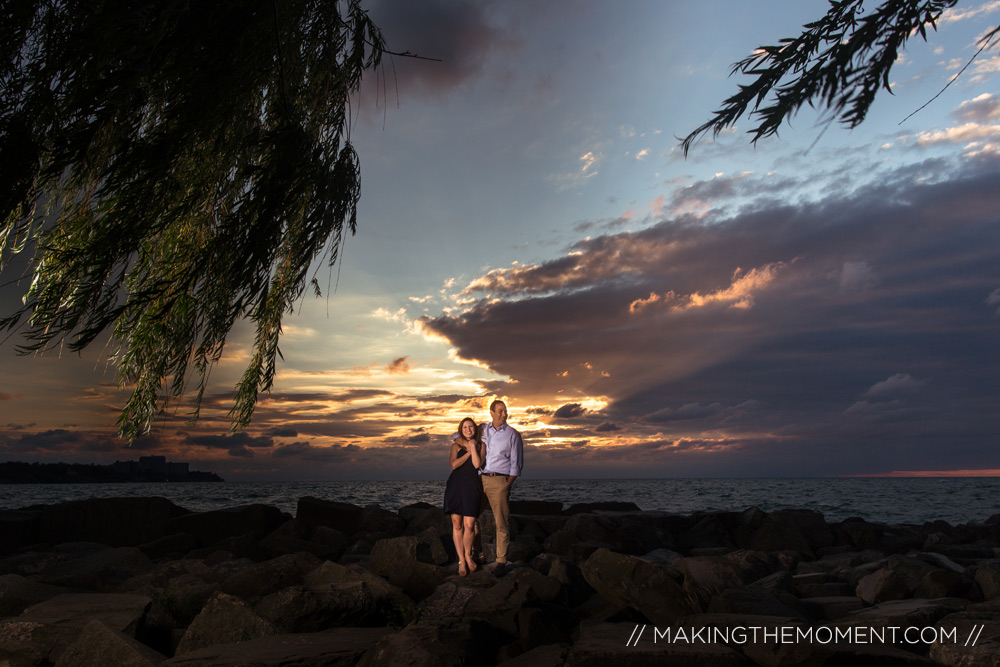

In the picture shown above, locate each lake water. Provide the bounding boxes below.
[1,477,998,525]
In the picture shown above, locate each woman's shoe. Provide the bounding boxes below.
[458,561,468,577]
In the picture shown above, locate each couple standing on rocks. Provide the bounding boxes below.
[443,399,524,578]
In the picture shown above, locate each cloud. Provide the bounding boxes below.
[839,261,879,293]
[940,1,1000,23]
[915,123,1000,147]
[184,432,275,456]
[553,403,586,419]
[418,158,1000,474]
[386,356,412,374]
[952,94,1000,124]
[863,374,927,398]
[363,0,513,101]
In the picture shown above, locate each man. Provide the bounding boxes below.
[479,399,523,576]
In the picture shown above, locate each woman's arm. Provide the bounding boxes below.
[469,438,483,469]
[450,442,471,470]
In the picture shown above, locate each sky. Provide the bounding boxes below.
[2,0,1000,481]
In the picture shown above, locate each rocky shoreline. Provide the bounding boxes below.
[1,496,999,666]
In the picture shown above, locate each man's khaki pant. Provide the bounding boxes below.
[482,475,512,563]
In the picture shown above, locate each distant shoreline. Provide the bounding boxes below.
[0,460,223,484]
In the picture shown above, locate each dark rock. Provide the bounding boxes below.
[31,545,153,591]
[0,510,41,556]
[117,559,221,626]
[418,581,482,621]
[465,568,564,635]
[174,591,278,656]
[219,552,322,602]
[52,619,167,667]
[414,526,451,566]
[138,532,199,561]
[302,561,417,627]
[257,520,346,561]
[0,593,153,666]
[370,536,433,576]
[295,497,405,539]
[401,504,451,538]
[975,559,1000,600]
[296,497,365,534]
[707,587,806,618]
[856,567,910,605]
[798,595,865,620]
[914,569,968,599]
[496,643,571,667]
[748,509,833,558]
[160,627,391,666]
[29,497,188,550]
[385,560,446,600]
[0,573,67,617]
[357,617,503,667]
[929,606,1000,666]
[254,581,379,631]
[678,515,736,553]
[581,548,699,626]
[166,504,287,548]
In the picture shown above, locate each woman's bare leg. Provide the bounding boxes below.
[462,515,477,571]
[451,514,467,574]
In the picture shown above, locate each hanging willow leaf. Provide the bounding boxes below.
[0,0,385,439]
[681,0,971,154]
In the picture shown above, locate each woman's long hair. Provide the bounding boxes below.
[456,417,478,447]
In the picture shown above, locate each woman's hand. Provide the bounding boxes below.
[449,441,472,470]
[469,439,483,469]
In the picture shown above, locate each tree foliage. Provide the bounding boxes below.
[0,0,384,438]
[682,0,999,154]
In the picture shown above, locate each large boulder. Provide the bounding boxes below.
[26,497,188,549]
[369,535,442,576]
[256,519,348,561]
[0,574,67,617]
[166,504,287,549]
[160,627,391,667]
[464,568,564,635]
[53,619,167,667]
[0,593,152,666]
[302,561,417,627]
[174,592,278,656]
[219,552,322,602]
[856,567,910,605]
[30,545,153,591]
[974,560,1000,600]
[748,509,833,559]
[357,617,502,667]
[254,581,380,631]
[581,548,699,626]
[295,497,404,538]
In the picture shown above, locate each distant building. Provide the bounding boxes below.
[139,456,167,476]
[167,462,189,480]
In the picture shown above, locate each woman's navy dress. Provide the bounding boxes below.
[444,447,482,517]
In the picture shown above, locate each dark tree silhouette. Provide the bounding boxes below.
[1,1,385,438]
[682,0,1000,154]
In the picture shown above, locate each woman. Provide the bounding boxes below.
[443,416,483,576]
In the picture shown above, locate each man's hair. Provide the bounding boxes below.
[490,399,506,413]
